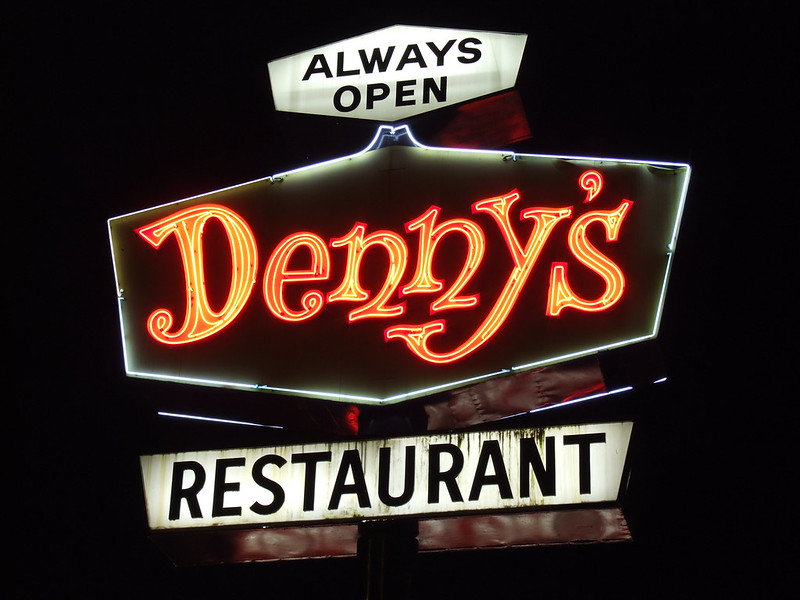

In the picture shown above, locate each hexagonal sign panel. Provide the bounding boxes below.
[108,125,690,405]
[268,25,527,121]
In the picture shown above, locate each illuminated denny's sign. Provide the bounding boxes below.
[108,125,690,404]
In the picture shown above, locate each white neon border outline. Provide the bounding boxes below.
[108,124,691,405]
[158,411,284,429]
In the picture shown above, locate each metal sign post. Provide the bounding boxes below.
[358,519,418,600]
[356,409,418,600]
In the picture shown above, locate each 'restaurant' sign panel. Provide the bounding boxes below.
[141,422,633,530]
[268,25,527,121]
[108,126,690,404]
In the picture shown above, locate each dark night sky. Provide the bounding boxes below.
[9,2,790,598]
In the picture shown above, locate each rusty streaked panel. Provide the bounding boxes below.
[149,507,630,566]
[417,507,631,551]
[151,524,360,566]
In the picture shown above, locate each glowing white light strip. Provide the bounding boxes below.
[510,335,654,373]
[651,250,675,337]
[107,127,390,223]
[133,367,516,405]
[495,386,634,423]
[255,384,379,404]
[108,223,132,374]
[266,125,408,181]
[669,167,692,247]
[536,385,633,410]
[394,123,692,169]
[259,366,511,404]
[158,411,282,429]
[127,370,260,391]
[383,368,511,403]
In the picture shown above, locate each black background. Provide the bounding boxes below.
[9,2,790,598]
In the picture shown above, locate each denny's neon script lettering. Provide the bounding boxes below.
[136,176,631,365]
[108,125,690,404]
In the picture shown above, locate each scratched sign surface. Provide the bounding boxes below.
[108,126,690,404]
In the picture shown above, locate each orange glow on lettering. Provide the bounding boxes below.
[579,170,603,204]
[546,200,633,316]
[401,206,485,312]
[263,232,330,322]
[327,223,409,322]
[136,204,258,344]
[385,190,571,363]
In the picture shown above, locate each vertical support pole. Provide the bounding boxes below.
[358,520,418,600]
[357,407,420,600]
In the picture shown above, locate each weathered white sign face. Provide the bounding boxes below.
[267,25,527,121]
[141,422,632,530]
